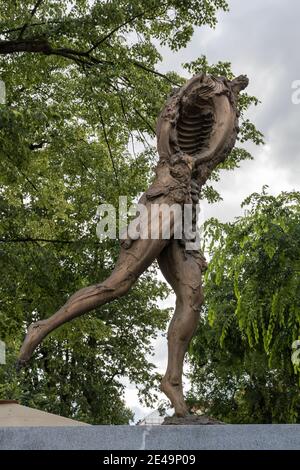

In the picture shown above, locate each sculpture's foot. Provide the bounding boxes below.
[17,320,49,368]
[162,415,225,425]
[161,377,188,417]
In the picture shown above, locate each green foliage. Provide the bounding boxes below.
[189,190,300,423]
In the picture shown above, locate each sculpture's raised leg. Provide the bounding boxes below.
[157,240,204,417]
[18,236,169,367]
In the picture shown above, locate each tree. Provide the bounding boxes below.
[0,1,261,422]
[188,189,300,423]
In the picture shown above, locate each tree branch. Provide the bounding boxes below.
[18,0,44,39]
[29,140,47,150]
[0,22,47,36]
[86,11,145,54]
[130,60,180,86]
[134,107,156,135]
[0,39,177,86]
[98,107,120,189]
[0,237,101,245]
[0,38,51,54]
[2,151,39,193]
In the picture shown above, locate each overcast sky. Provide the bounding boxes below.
[126,0,300,422]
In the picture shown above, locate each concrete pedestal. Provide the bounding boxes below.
[0,425,299,450]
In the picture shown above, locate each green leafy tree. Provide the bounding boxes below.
[189,189,300,423]
[0,1,261,422]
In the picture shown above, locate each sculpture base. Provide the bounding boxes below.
[0,425,300,449]
[162,414,225,425]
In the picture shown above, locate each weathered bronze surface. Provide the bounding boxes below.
[18,74,248,417]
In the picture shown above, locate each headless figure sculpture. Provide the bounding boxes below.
[18,73,248,417]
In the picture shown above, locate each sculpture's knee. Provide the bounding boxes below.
[177,285,204,311]
[192,285,204,308]
[171,286,203,343]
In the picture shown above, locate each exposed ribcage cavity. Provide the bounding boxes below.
[177,102,215,156]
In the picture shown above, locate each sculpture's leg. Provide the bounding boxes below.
[157,240,204,417]
[18,237,168,366]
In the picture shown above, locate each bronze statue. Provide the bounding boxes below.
[18,73,248,417]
